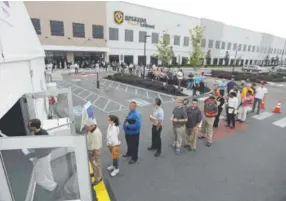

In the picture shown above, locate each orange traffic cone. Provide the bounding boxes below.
[260,100,265,109]
[273,101,281,113]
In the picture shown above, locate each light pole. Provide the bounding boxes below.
[232,48,238,74]
[280,40,286,65]
[143,35,150,78]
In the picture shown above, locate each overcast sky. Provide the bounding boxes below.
[124,0,286,38]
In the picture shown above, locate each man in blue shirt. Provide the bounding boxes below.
[148,98,164,157]
[123,101,142,164]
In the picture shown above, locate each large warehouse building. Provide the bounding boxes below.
[25,1,286,67]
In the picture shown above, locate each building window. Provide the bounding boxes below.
[174,35,180,46]
[227,42,232,50]
[274,48,276,54]
[92,25,104,39]
[238,44,242,51]
[201,38,206,48]
[31,18,41,35]
[163,34,170,45]
[208,40,213,48]
[243,44,247,52]
[184,36,189,46]
[125,29,133,42]
[221,42,226,49]
[260,47,264,53]
[233,43,237,50]
[72,23,85,38]
[109,27,119,40]
[50,20,64,36]
[152,32,159,44]
[256,46,260,52]
[139,31,147,43]
[252,46,255,52]
[248,45,251,52]
[215,41,220,49]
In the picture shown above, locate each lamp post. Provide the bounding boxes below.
[280,40,286,65]
[143,35,151,78]
[232,48,238,74]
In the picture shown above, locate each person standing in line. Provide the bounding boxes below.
[85,119,102,184]
[185,99,202,152]
[176,69,184,90]
[193,74,200,96]
[226,92,239,128]
[227,77,237,93]
[213,93,225,128]
[170,98,188,155]
[198,72,206,94]
[26,119,60,199]
[106,115,120,177]
[187,73,194,90]
[123,101,141,164]
[148,98,164,157]
[237,90,254,122]
[199,96,218,147]
[251,82,268,115]
[218,79,227,96]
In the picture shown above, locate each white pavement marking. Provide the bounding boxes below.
[77,90,86,96]
[103,100,111,111]
[62,80,129,113]
[252,112,273,120]
[83,92,91,99]
[128,99,151,106]
[101,79,176,99]
[93,96,100,103]
[272,117,286,128]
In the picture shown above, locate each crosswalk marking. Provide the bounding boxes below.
[272,117,286,128]
[252,112,273,120]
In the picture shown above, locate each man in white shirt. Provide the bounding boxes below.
[226,91,239,129]
[45,63,53,82]
[86,119,102,184]
[252,82,268,115]
[177,69,184,90]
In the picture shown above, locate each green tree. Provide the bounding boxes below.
[155,32,174,66]
[189,25,205,70]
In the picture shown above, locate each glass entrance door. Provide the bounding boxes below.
[0,135,94,201]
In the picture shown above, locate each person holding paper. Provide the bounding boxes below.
[123,101,142,164]
[148,98,164,157]
[170,97,188,155]
[226,92,239,129]
[26,119,60,197]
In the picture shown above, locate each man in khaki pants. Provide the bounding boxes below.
[185,99,202,152]
[170,98,187,155]
[85,119,102,185]
[199,96,218,147]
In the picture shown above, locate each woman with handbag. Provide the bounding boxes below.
[106,115,121,177]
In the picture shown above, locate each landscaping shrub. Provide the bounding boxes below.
[211,70,286,83]
[106,73,211,96]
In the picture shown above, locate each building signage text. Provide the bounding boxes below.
[114,11,155,29]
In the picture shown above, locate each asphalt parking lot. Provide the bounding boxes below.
[54,72,286,201]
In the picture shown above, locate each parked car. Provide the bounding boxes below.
[269,65,286,75]
[242,65,264,73]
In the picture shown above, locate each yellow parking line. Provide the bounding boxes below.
[89,162,111,201]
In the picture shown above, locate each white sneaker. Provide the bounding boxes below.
[110,169,119,177]
[107,166,114,171]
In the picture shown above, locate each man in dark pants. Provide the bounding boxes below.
[213,94,225,127]
[148,98,164,157]
[123,101,142,164]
